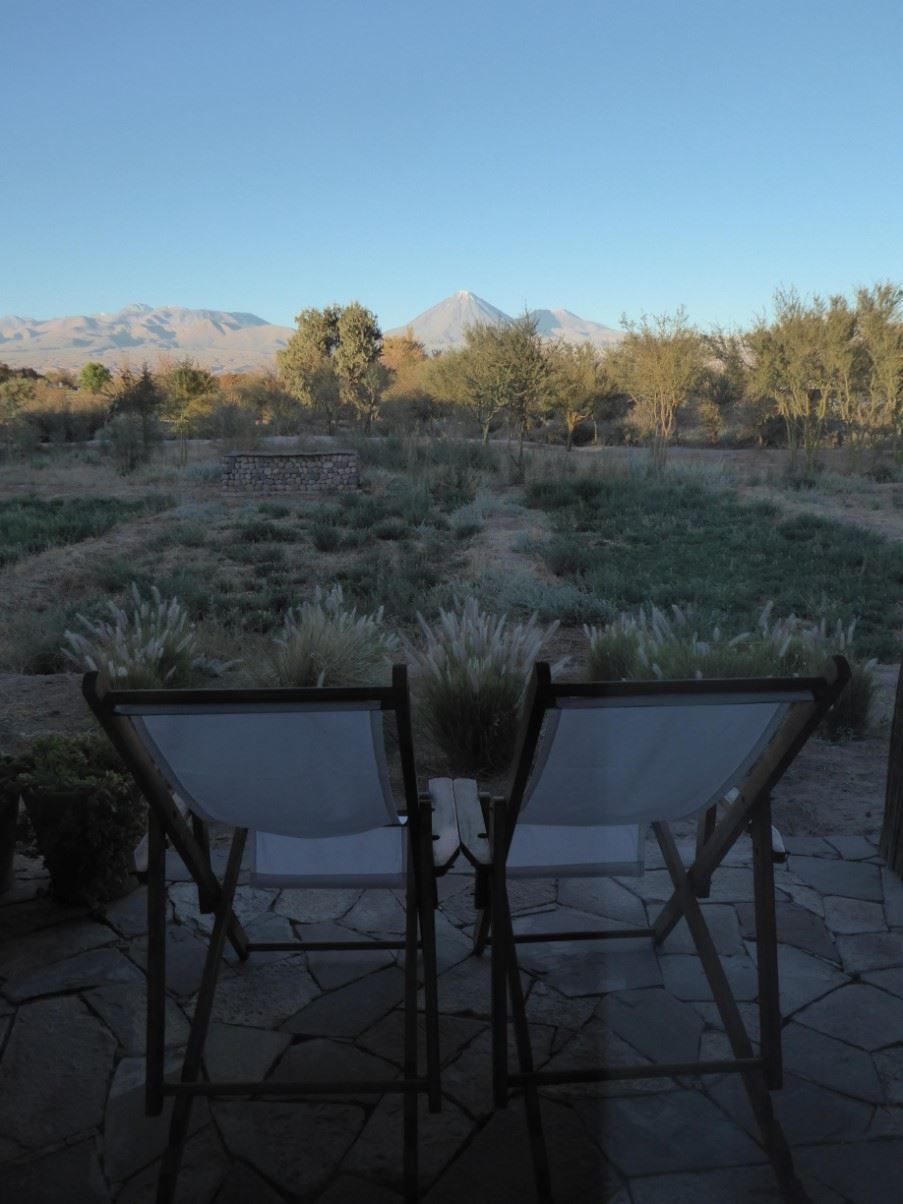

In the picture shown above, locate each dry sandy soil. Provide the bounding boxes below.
[0,442,899,838]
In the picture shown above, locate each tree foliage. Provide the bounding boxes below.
[79,362,112,396]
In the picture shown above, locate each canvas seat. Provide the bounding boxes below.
[451,657,851,1204]
[83,666,459,1204]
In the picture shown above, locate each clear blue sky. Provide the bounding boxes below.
[3,0,901,332]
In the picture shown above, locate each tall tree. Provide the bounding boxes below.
[79,362,112,396]
[856,283,903,456]
[546,341,616,450]
[164,358,217,461]
[334,302,384,432]
[609,308,702,468]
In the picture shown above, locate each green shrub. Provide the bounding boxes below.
[0,494,172,568]
[404,598,564,773]
[237,519,296,544]
[311,521,342,552]
[62,583,229,687]
[373,516,410,541]
[269,583,398,686]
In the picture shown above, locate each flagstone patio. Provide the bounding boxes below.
[1,831,901,1203]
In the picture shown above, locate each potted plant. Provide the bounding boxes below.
[13,733,146,907]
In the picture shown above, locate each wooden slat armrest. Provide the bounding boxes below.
[450,778,492,868]
[424,779,460,871]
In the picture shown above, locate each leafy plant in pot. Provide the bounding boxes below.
[14,733,146,907]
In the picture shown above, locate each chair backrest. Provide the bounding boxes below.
[82,665,420,841]
[507,658,851,834]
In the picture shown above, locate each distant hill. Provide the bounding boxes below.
[0,303,295,373]
[387,291,622,352]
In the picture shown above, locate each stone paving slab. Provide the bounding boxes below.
[2,837,903,1202]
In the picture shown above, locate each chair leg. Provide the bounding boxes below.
[498,878,553,1204]
[403,854,419,1202]
[473,867,491,955]
[146,808,166,1117]
[416,825,442,1114]
[489,803,509,1110]
[752,795,783,1089]
[653,821,801,1196]
[155,828,246,1204]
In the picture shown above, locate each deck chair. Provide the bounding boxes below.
[452,656,851,1204]
[83,665,459,1204]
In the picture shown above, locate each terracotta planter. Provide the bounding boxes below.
[22,787,138,906]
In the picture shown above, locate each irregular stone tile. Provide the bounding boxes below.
[434,885,481,930]
[213,1099,365,1198]
[0,996,115,1149]
[342,1093,472,1189]
[506,879,558,914]
[0,894,89,941]
[4,947,142,1002]
[424,1097,623,1204]
[546,941,662,997]
[557,878,648,926]
[356,1010,484,1073]
[574,1089,764,1176]
[0,1138,110,1203]
[783,836,839,857]
[340,890,407,937]
[235,912,298,965]
[658,906,744,956]
[658,953,759,1003]
[775,880,826,917]
[882,867,903,927]
[214,1161,287,1203]
[433,910,474,974]
[274,886,362,924]
[746,943,848,1016]
[317,1175,402,1202]
[836,931,903,974]
[207,956,319,1028]
[103,1055,209,1183]
[709,1070,874,1146]
[862,967,903,997]
[597,989,704,1066]
[115,1123,228,1203]
[782,1020,885,1102]
[823,896,888,934]
[130,924,231,999]
[203,1022,290,1082]
[270,1037,398,1102]
[168,883,276,935]
[627,1163,836,1204]
[543,1020,676,1098]
[302,922,396,990]
[524,979,597,1030]
[796,983,903,1050]
[825,835,880,860]
[691,1001,761,1045]
[795,1138,903,1204]
[86,981,190,1054]
[0,919,113,981]
[283,965,405,1038]
[788,856,883,901]
[441,1025,555,1118]
[874,1047,903,1104]
[101,887,152,938]
[419,957,517,1019]
[436,870,473,903]
[735,900,839,962]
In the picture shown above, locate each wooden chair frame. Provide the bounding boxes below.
[83,665,456,1204]
[455,657,850,1204]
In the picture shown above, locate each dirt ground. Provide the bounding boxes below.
[0,441,900,838]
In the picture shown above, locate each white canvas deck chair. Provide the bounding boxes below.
[83,666,459,1204]
[453,656,851,1204]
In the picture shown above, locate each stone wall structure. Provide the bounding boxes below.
[222,450,358,495]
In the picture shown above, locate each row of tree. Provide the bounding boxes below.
[2,283,902,468]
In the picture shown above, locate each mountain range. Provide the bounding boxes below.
[0,293,621,373]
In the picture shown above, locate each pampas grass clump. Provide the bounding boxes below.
[62,583,216,688]
[406,597,564,773]
[269,583,398,687]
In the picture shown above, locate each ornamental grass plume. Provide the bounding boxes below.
[62,583,221,688]
[269,583,399,687]
[406,597,566,773]
[583,600,876,738]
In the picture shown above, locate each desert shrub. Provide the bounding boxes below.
[373,516,410,541]
[311,521,342,552]
[0,494,172,568]
[185,460,224,483]
[341,542,446,624]
[100,412,161,473]
[237,519,296,544]
[258,502,291,518]
[61,583,228,687]
[404,598,563,773]
[268,583,398,686]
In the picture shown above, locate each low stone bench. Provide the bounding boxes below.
[221,450,359,495]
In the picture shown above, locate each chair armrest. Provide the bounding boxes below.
[424,778,460,871]
[449,778,492,868]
